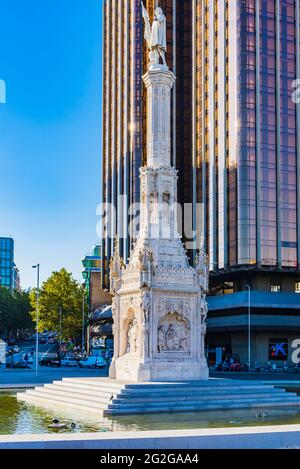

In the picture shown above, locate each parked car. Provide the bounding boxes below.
[39,356,61,367]
[6,362,31,369]
[60,356,78,367]
[78,356,107,369]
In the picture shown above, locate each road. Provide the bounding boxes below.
[5,341,58,367]
[0,341,110,389]
[0,366,109,388]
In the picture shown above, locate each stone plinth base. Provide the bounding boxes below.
[111,356,209,382]
[17,377,300,417]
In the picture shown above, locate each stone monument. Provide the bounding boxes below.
[109,4,209,382]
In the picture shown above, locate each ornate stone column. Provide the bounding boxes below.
[108,6,209,383]
[143,70,176,168]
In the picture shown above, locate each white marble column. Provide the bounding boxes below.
[143,68,176,168]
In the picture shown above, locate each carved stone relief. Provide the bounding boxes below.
[158,311,191,353]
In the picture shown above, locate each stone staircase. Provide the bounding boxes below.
[17,378,300,416]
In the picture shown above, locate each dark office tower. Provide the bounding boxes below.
[101,0,300,364]
[201,0,300,284]
[202,0,300,365]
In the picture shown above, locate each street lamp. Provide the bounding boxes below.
[246,282,251,371]
[32,264,40,377]
[82,268,91,354]
[59,306,62,352]
[82,292,85,353]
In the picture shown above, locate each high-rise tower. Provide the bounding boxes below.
[101,0,300,365]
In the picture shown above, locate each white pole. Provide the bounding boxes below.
[248,284,251,371]
[82,292,85,352]
[33,264,40,377]
[59,306,62,352]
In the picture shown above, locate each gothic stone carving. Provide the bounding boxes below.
[158,311,191,353]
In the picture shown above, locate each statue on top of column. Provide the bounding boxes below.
[141,2,168,68]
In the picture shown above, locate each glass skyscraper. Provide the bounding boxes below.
[0,237,19,292]
[101,1,300,364]
[205,0,299,276]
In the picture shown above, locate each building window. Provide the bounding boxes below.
[270,283,281,293]
[269,339,288,361]
[295,282,300,293]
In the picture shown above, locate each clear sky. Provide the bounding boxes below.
[0,0,103,289]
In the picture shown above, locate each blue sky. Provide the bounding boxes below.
[0,0,103,288]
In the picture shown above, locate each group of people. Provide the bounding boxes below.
[215,357,246,372]
[215,357,298,373]
[59,341,87,358]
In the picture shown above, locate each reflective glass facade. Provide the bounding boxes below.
[101,0,300,288]
[0,237,16,292]
[203,0,300,276]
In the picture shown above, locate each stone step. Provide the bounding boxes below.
[122,383,277,393]
[47,384,261,400]
[119,386,282,397]
[17,378,300,417]
[18,393,104,414]
[115,392,293,404]
[33,387,115,404]
[61,378,124,391]
[52,381,281,399]
[104,399,300,415]
[19,390,108,411]
[109,395,300,410]
[46,383,120,399]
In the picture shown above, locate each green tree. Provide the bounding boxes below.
[0,287,33,334]
[13,290,33,330]
[0,286,16,331]
[30,268,86,340]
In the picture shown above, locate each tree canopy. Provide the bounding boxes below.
[0,287,33,333]
[29,268,86,340]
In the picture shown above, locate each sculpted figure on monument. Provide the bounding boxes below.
[142,291,151,324]
[141,2,167,67]
[195,245,209,294]
[110,237,125,294]
[127,318,139,354]
[138,243,153,271]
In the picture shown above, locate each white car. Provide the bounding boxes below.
[60,356,78,367]
[78,356,107,369]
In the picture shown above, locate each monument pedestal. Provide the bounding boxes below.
[109,65,209,383]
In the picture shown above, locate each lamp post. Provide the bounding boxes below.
[32,264,40,377]
[86,268,91,355]
[82,292,85,353]
[82,267,91,354]
[59,306,62,352]
[246,283,251,371]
